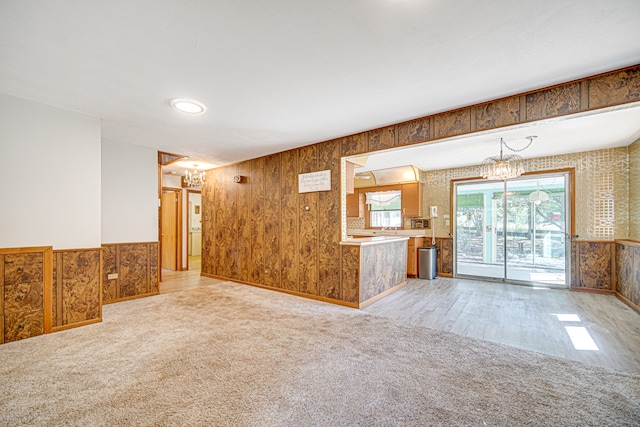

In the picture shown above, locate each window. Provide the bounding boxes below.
[366,190,402,227]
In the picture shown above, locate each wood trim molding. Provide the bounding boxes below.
[615,292,640,314]
[570,287,615,295]
[201,272,360,308]
[359,281,408,309]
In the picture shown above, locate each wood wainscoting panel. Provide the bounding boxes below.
[1,246,52,344]
[4,309,44,343]
[588,66,640,110]
[102,245,118,303]
[263,153,282,288]
[615,241,640,309]
[52,249,101,331]
[280,149,299,292]
[149,243,159,294]
[367,126,397,152]
[571,241,614,291]
[298,144,319,296]
[0,261,3,343]
[475,96,522,130]
[101,242,159,304]
[340,245,360,305]
[434,238,454,277]
[397,117,430,147]
[318,140,342,301]
[120,244,150,298]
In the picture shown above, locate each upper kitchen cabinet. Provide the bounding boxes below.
[402,183,423,217]
[346,190,361,218]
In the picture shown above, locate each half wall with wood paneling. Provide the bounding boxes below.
[102,242,159,304]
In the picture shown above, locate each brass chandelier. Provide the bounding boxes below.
[184,164,206,187]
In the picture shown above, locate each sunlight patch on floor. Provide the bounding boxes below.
[565,326,599,351]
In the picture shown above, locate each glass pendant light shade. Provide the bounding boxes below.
[482,153,525,181]
[482,137,533,181]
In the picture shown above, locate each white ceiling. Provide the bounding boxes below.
[1,1,640,170]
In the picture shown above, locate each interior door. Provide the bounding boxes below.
[161,190,179,270]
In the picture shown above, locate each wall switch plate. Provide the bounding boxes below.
[443,214,450,219]
[107,273,118,280]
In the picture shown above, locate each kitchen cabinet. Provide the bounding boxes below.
[407,237,425,277]
[402,183,423,217]
[1,247,52,344]
[347,190,360,217]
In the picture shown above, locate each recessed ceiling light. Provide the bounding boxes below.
[170,99,206,115]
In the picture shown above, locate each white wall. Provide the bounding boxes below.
[0,94,101,249]
[101,139,158,243]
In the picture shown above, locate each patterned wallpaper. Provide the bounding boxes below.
[421,147,630,241]
[630,139,640,241]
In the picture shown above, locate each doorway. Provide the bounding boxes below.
[454,172,570,288]
[161,188,181,271]
[186,190,202,271]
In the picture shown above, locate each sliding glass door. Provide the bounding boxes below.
[454,173,569,288]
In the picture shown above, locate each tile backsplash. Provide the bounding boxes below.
[346,217,365,230]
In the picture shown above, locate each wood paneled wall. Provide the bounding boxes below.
[52,248,102,331]
[202,143,345,303]
[202,64,640,305]
[102,242,159,304]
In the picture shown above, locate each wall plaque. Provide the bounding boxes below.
[298,170,331,193]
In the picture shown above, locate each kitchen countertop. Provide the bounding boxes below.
[340,235,410,246]
[347,229,427,238]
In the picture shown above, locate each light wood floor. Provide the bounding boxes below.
[364,278,640,374]
[159,271,640,374]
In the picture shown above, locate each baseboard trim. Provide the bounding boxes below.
[51,317,102,333]
[359,280,408,309]
[201,273,360,308]
[615,292,640,314]
[103,291,160,305]
[570,287,615,295]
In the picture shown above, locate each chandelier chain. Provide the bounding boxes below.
[502,136,536,153]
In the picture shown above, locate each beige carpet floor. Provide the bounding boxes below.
[1,281,639,426]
